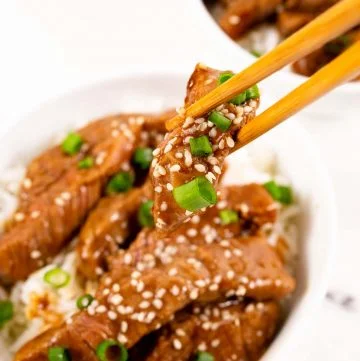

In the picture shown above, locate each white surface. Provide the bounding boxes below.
[0,0,358,359]
[0,70,335,361]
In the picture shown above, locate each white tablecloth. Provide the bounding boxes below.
[0,1,359,359]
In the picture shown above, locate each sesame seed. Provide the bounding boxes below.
[30,250,41,259]
[139,301,150,309]
[217,200,227,209]
[175,152,183,159]
[166,183,174,191]
[209,127,217,138]
[176,328,186,337]
[155,186,162,193]
[219,139,225,150]
[190,289,199,300]
[153,148,160,156]
[156,288,166,298]
[244,106,252,114]
[157,165,166,176]
[191,215,200,224]
[131,271,141,279]
[227,270,235,279]
[23,178,32,189]
[184,149,193,167]
[213,165,221,174]
[209,284,219,291]
[96,305,107,314]
[187,228,198,237]
[224,250,232,258]
[229,15,240,25]
[170,285,180,296]
[54,197,65,206]
[108,311,117,320]
[170,164,181,172]
[124,254,132,265]
[198,342,207,351]
[118,334,128,344]
[164,143,173,153]
[168,268,178,276]
[110,294,123,305]
[14,212,25,222]
[137,281,145,292]
[30,210,40,219]
[194,164,206,172]
[226,137,235,148]
[211,339,220,348]
[173,339,182,350]
[160,202,168,211]
[153,299,163,309]
[227,113,236,120]
[183,117,194,128]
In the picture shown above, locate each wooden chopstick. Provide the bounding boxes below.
[235,40,360,150]
[166,0,360,131]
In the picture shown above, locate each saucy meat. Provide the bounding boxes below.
[151,64,259,231]
[145,300,279,361]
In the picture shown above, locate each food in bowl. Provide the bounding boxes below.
[204,0,360,79]
[0,64,299,361]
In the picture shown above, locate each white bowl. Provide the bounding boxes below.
[0,70,336,360]
[193,0,360,119]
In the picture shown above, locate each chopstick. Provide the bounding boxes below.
[166,0,360,131]
[235,40,360,150]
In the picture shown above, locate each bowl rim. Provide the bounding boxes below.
[194,0,360,93]
[0,68,337,359]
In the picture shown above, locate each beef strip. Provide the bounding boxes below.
[218,0,282,39]
[151,64,260,231]
[77,182,153,280]
[77,182,276,281]
[144,300,279,361]
[276,10,315,36]
[0,122,142,284]
[16,225,294,361]
[284,0,339,11]
[17,110,173,210]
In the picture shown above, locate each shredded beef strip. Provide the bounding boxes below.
[17,110,174,210]
[151,64,260,232]
[144,300,279,361]
[77,182,154,280]
[276,9,315,36]
[16,222,294,361]
[218,0,282,39]
[0,123,142,284]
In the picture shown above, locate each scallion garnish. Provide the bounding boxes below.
[138,200,154,227]
[106,172,134,195]
[133,147,153,169]
[78,156,94,169]
[189,135,213,157]
[263,180,293,204]
[218,72,233,85]
[44,267,71,289]
[195,351,214,361]
[251,50,262,58]
[208,111,232,132]
[173,176,217,212]
[48,347,70,361]
[96,339,128,361]
[230,91,247,105]
[62,132,84,156]
[219,209,239,225]
[0,300,13,327]
[246,85,260,100]
[76,294,94,310]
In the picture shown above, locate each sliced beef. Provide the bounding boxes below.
[0,123,142,284]
[276,10,315,36]
[77,182,153,280]
[218,0,282,39]
[144,300,279,361]
[284,0,339,11]
[151,64,259,231]
[18,110,174,209]
[16,228,294,361]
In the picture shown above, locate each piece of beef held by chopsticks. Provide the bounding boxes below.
[143,300,279,361]
[151,64,261,232]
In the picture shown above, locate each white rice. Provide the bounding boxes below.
[0,136,299,357]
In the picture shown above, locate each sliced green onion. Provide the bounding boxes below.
[106,172,134,195]
[246,85,260,100]
[76,294,94,310]
[189,136,213,157]
[96,339,128,361]
[209,111,232,132]
[44,267,71,289]
[325,35,351,55]
[195,351,214,361]
[48,347,70,361]
[263,180,293,205]
[133,147,153,169]
[62,132,83,156]
[219,209,239,225]
[218,72,233,85]
[173,176,217,212]
[230,91,247,105]
[0,300,13,327]
[78,156,94,169]
[138,200,154,227]
[251,50,262,58]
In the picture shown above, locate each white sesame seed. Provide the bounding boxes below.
[155,186,162,193]
[183,117,194,129]
[173,339,182,350]
[160,202,168,211]
[227,270,235,280]
[244,106,253,114]
[118,334,128,344]
[110,294,123,306]
[157,165,166,176]
[14,212,25,222]
[184,149,193,167]
[124,254,132,265]
[54,197,65,206]
[229,15,240,25]
[153,299,163,309]
[166,183,174,191]
[219,139,225,150]
[211,339,220,348]
[191,215,200,224]
[194,164,206,172]
[224,250,232,258]
[209,127,217,138]
[187,228,198,237]
[108,311,117,320]
[30,250,41,259]
[170,285,180,296]
[170,164,181,172]
[23,178,32,189]
[131,271,141,279]
[164,143,173,153]
[137,281,145,292]
[156,288,166,298]
[96,305,107,313]
[226,137,235,148]
[139,301,150,309]
[168,268,178,276]
[190,289,199,300]
[153,148,160,156]
[30,210,40,219]
[227,112,236,120]
[209,284,219,291]
[213,165,221,174]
